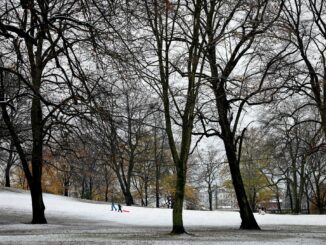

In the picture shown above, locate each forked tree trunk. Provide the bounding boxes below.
[1,92,47,224]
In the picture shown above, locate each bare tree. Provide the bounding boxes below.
[195,148,222,211]
[136,0,207,234]
[281,0,326,138]
[261,103,323,213]
[306,150,326,214]
[0,0,93,223]
[193,0,285,229]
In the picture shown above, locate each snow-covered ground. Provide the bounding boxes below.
[0,187,325,244]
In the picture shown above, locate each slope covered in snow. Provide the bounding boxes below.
[0,187,326,244]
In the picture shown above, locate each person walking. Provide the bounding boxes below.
[118,203,122,212]
[111,201,117,211]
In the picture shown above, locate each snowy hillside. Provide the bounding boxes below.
[1,187,325,227]
[1,187,326,244]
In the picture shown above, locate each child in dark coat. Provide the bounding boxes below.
[118,203,122,212]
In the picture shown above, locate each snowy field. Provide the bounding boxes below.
[0,187,326,244]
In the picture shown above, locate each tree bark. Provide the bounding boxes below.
[208,184,213,211]
[30,82,47,224]
[321,108,326,139]
[202,0,261,229]
[5,142,14,187]
[225,141,260,229]
[155,164,160,208]
[144,177,148,207]
[1,93,47,224]
[30,180,46,224]
[214,84,260,230]
[64,185,69,197]
[64,176,69,197]
[124,190,134,206]
[5,166,11,187]
[154,120,160,208]
[275,187,282,212]
[143,0,201,234]
[104,180,109,202]
[172,164,186,234]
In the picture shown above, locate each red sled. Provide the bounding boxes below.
[122,209,130,213]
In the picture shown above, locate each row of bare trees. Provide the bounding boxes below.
[0,0,325,235]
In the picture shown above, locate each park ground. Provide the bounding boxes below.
[0,187,326,244]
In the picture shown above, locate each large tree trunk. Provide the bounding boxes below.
[30,89,47,224]
[5,167,10,187]
[172,165,186,234]
[225,142,260,229]
[115,168,134,206]
[124,189,134,206]
[5,164,11,187]
[215,85,260,230]
[115,167,134,206]
[64,185,69,197]
[30,180,46,224]
[1,102,46,223]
